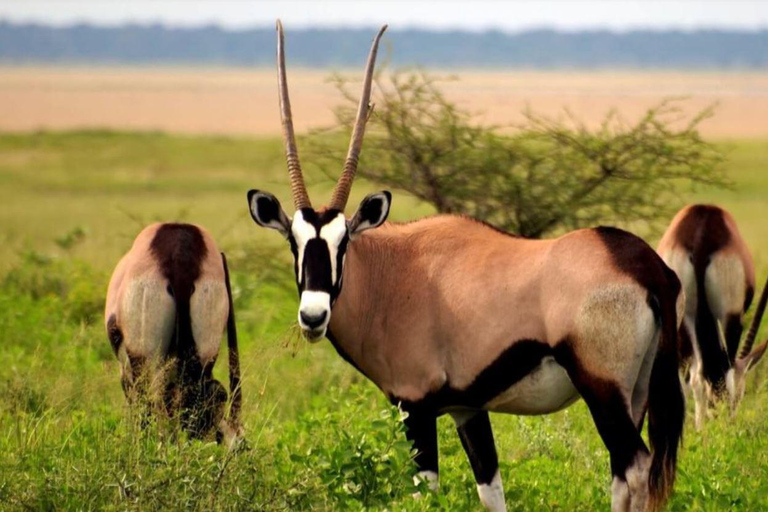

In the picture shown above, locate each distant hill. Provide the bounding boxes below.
[1,22,767,68]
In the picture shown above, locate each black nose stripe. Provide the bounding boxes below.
[303,239,333,291]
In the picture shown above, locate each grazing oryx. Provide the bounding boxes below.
[105,223,242,446]
[658,204,768,429]
[247,21,685,512]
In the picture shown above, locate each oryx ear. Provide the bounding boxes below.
[348,191,391,237]
[247,190,291,237]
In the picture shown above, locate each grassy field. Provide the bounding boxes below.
[1,130,768,510]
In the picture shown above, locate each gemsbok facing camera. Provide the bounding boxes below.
[248,21,685,512]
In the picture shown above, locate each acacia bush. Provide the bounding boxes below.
[310,71,725,238]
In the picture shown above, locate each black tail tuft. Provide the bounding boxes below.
[647,271,685,511]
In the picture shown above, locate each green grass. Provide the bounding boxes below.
[1,130,768,510]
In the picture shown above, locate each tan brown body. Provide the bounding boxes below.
[105,222,241,444]
[657,204,766,429]
[331,217,679,418]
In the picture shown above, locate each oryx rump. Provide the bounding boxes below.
[658,204,768,429]
[105,223,242,445]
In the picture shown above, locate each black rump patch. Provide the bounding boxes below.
[150,223,207,302]
[594,227,683,333]
[150,223,207,361]
[594,226,676,298]
[674,205,730,265]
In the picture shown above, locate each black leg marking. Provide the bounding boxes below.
[589,386,648,479]
[457,411,499,486]
[402,407,438,475]
[554,344,647,479]
[724,314,743,365]
[177,358,219,439]
[678,323,693,367]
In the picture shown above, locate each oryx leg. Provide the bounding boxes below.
[122,354,155,428]
[556,351,650,511]
[120,354,141,401]
[451,411,506,512]
[203,378,229,443]
[723,314,742,405]
[188,280,232,443]
[630,332,659,430]
[403,407,439,493]
[176,356,211,439]
[685,316,707,430]
[724,313,743,365]
[584,384,650,512]
[677,323,694,386]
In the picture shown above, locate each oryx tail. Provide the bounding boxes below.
[221,252,242,430]
[648,268,685,511]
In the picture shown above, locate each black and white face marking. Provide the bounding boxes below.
[291,208,349,341]
[248,190,392,342]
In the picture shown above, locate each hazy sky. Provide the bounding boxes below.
[1,0,767,31]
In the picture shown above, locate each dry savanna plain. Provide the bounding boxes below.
[2,67,768,137]
[1,67,768,510]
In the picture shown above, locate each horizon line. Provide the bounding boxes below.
[3,19,768,36]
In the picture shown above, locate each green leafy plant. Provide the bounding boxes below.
[310,71,725,238]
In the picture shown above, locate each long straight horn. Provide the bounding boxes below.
[328,25,388,212]
[739,272,768,360]
[276,20,311,210]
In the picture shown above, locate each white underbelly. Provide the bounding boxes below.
[484,356,580,415]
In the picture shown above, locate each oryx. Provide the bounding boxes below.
[105,222,242,446]
[247,21,685,511]
[658,204,768,429]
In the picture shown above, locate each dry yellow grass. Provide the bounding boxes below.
[1,67,767,138]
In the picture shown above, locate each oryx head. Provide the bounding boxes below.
[248,21,391,342]
[730,280,768,410]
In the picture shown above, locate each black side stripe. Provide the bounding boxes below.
[394,339,552,412]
